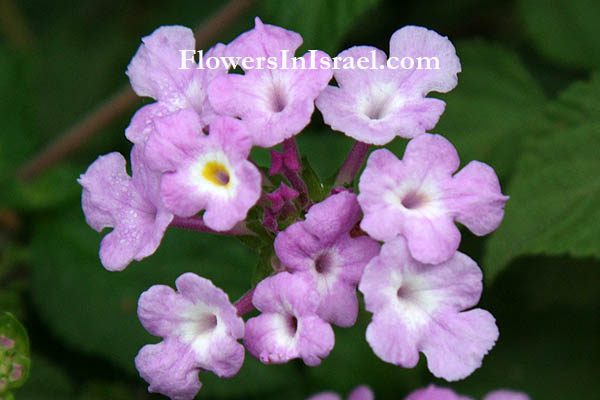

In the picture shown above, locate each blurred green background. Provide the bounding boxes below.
[0,0,599,399]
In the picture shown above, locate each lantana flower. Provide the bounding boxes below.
[244,272,335,366]
[125,25,227,144]
[358,133,508,264]
[358,237,498,381]
[316,26,460,145]
[308,385,375,400]
[274,192,380,327]
[144,109,261,231]
[78,146,173,271]
[208,17,333,148]
[405,385,530,400]
[135,273,245,400]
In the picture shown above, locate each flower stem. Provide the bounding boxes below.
[234,287,256,316]
[334,141,370,187]
[170,216,254,236]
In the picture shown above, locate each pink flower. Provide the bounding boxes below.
[358,133,508,264]
[275,192,380,327]
[359,237,498,381]
[244,272,334,366]
[208,17,333,148]
[405,385,530,400]
[144,110,261,231]
[78,147,173,271]
[308,385,374,400]
[135,273,245,400]
[316,26,461,145]
[125,25,227,145]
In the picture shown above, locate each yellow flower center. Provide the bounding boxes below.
[202,161,231,187]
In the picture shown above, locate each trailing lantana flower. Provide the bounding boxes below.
[78,16,513,399]
[359,237,498,381]
[208,17,333,148]
[316,26,461,145]
[126,25,227,145]
[135,273,245,400]
[358,133,508,264]
[307,385,529,400]
[308,385,375,400]
[275,192,380,327]
[78,146,173,271]
[244,272,335,366]
[306,385,530,400]
[144,109,261,231]
[405,385,530,400]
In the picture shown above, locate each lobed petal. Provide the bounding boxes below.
[483,391,530,400]
[448,161,509,236]
[422,309,499,381]
[79,152,169,271]
[246,273,334,366]
[360,238,496,380]
[135,339,202,400]
[404,385,472,400]
[348,386,375,400]
[208,18,331,147]
[389,26,461,95]
[126,26,199,109]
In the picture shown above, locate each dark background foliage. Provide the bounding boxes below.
[0,0,598,399]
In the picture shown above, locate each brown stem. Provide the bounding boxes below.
[16,0,259,181]
[0,0,35,51]
[17,88,138,180]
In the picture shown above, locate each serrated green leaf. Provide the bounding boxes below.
[518,0,600,70]
[544,71,600,127]
[261,0,381,55]
[435,39,546,176]
[483,121,600,280]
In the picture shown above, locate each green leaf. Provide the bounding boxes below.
[435,39,545,177]
[0,165,83,211]
[261,0,381,55]
[453,257,600,398]
[30,207,256,375]
[17,354,74,400]
[0,313,30,393]
[296,130,353,182]
[518,0,600,70]
[307,308,426,398]
[483,121,600,280]
[200,354,301,399]
[251,245,277,286]
[483,72,600,279]
[300,156,326,203]
[544,71,600,127]
[0,46,36,179]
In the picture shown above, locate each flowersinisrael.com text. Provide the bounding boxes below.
[179,49,441,71]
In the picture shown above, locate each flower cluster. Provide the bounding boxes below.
[308,385,529,400]
[79,17,509,399]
